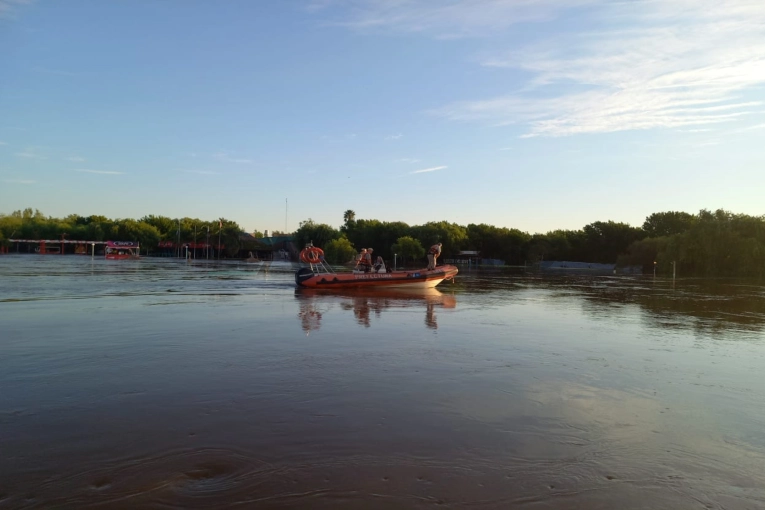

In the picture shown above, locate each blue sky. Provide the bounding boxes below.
[1,0,764,235]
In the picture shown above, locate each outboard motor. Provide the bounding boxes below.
[295,267,315,287]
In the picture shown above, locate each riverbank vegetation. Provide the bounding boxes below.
[0,209,257,258]
[2,208,764,276]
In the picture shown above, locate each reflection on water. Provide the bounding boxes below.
[295,287,457,332]
[457,269,765,339]
[1,256,764,509]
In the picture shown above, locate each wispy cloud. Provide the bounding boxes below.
[396,157,420,163]
[313,0,596,37]
[16,150,46,159]
[435,1,765,136]
[692,140,721,148]
[30,66,81,77]
[214,151,253,164]
[411,165,447,174]
[3,178,36,185]
[0,0,33,19]
[75,169,124,175]
[66,156,85,162]
[183,169,220,175]
[322,1,765,137]
[0,141,7,146]
[386,133,403,140]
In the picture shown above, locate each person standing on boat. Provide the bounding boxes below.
[363,248,374,272]
[355,248,367,269]
[427,242,442,270]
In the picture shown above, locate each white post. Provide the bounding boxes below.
[672,261,676,280]
[91,243,95,258]
[394,253,397,270]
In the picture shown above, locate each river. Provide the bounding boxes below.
[1,255,763,509]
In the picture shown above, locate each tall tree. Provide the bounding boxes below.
[294,219,341,250]
[391,236,425,267]
[643,211,695,238]
[323,237,357,264]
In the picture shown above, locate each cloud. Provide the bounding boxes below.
[313,0,597,37]
[183,169,220,175]
[396,158,420,163]
[214,151,253,164]
[3,178,36,185]
[16,151,46,159]
[0,0,32,19]
[411,165,447,174]
[75,169,124,175]
[30,66,81,77]
[0,141,7,146]
[66,156,85,162]
[386,133,403,140]
[322,1,765,137]
[436,0,765,136]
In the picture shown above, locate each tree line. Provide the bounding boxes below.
[0,209,261,257]
[296,209,765,277]
[3,208,764,277]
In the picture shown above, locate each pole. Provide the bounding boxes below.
[177,219,181,258]
[218,220,222,260]
[194,225,197,259]
[206,226,209,260]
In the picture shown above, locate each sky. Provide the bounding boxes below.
[1,0,764,235]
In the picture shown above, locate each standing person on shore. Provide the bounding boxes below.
[427,242,442,270]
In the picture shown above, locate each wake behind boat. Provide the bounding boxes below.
[295,244,458,289]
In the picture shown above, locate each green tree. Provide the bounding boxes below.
[323,237,357,264]
[581,221,646,263]
[617,236,670,271]
[410,221,468,260]
[294,219,340,251]
[221,224,242,257]
[643,211,695,238]
[391,236,425,267]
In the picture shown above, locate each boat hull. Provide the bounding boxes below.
[295,265,458,289]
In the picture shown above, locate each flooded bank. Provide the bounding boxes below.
[1,256,764,509]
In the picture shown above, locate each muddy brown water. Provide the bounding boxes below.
[1,256,764,509]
